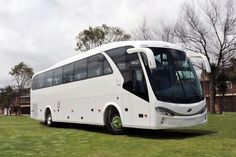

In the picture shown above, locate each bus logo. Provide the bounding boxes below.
[187,108,192,112]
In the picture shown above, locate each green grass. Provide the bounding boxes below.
[0,113,236,157]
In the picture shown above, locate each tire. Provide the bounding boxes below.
[45,112,53,127]
[105,110,124,135]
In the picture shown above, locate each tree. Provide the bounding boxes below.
[9,62,34,115]
[75,24,131,51]
[174,0,236,113]
[0,86,14,116]
[158,22,175,43]
[216,69,229,114]
[132,18,155,40]
[132,17,176,43]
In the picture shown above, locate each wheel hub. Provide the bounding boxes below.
[111,116,122,130]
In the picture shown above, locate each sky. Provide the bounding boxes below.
[0,0,187,88]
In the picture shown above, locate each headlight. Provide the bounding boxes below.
[155,107,175,116]
[198,105,207,114]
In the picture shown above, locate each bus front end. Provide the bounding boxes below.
[141,47,208,129]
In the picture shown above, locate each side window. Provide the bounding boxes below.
[132,69,149,101]
[53,67,63,85]
[32,75,38,90]
[74,58,87,81]
[38,73,45,89]
[106,46,149,101]
[103,56,112,75]
[62,63,74,83]
[44,70,53,87]
[88,54,103,78]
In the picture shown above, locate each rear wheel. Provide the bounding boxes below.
[105,108,124,135]
[45,111,53,127]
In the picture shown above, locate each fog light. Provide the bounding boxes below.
[161,117,165,124]
[199,105,207,114]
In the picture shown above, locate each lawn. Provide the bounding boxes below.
[0,113,236,157]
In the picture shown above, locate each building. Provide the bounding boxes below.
[0,88,30,115]
[10,89,30,115]
[201,72,236,112]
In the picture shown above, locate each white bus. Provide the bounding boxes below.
[30,41,211,134]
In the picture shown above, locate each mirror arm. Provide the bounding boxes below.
[188,53,211,73]
[127,48,156,69]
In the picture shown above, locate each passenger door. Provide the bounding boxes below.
[130,68,150,128]
[105,47,150,128]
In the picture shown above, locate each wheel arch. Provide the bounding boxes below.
[44,106,53,122]
[102,102,123,126]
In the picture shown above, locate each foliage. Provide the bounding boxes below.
[75,24,131,51]
[0,86,14,115]
[9,62,34,91]
[227,57,236,81]
[0,113,236,156]
[216,74,228,92]
[216,71,228,110]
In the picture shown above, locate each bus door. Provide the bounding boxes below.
[130,67,150,128]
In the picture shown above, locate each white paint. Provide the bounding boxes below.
[31,41,207,130]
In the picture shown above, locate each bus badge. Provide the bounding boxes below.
[187,108,192,112]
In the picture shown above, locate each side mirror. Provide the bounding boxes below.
[127,48,156,69]
[187,52,211,73]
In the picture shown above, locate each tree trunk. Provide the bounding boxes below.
[209,75,216,114]
[16,95,21,115]
[219,93,224,114]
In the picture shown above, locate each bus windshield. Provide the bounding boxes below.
[144,47,204,103]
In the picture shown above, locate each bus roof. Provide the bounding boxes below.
[34,40,184,76]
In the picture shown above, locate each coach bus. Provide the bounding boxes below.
[30,41,211,134]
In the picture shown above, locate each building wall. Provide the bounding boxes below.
[0,108,3,115]
[203,80,236,112]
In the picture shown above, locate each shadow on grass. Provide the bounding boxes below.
[41,122,217,139]
[125,128,217,139]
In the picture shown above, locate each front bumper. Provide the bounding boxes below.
[155,112,207,129]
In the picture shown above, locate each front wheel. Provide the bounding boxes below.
[105,111,124,135]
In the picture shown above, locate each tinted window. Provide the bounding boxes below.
[33,54,113,90]
[32,75,38,90]
[62,63,74,83]
[38,73,45,89]
[44,70,53,87]
[106,46,149,101]
[145,47,204,103]
[103,56,112,75]
[88,54,103,78]
[74,58,87,81]
[53,67,63,85]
